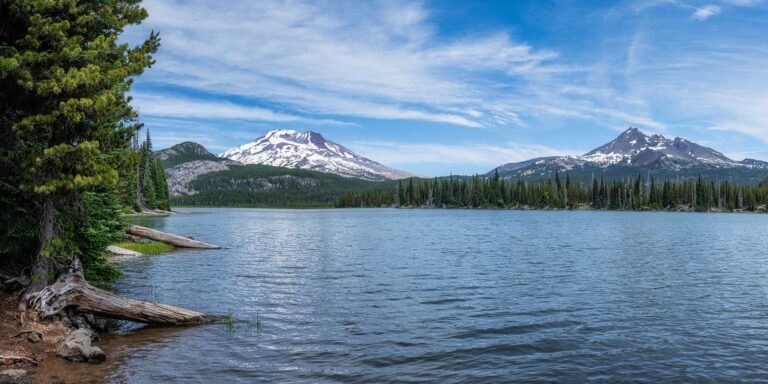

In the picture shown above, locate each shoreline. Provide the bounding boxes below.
[0,293,70,383]
[1,222,220,383]
[169,204,767,214]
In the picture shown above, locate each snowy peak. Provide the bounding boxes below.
[587,128,651,157]
[582,127,734,166]
[219,130,414,181]
[491,126,768,179]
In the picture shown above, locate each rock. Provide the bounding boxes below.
[0,369,27,384]
[26,332,41,343]
[56,329,106,363]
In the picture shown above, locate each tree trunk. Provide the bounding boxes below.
[25,260,218,325]
[30,196,62,292]
[126,225,220,249]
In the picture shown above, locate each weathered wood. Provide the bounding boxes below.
[106,245,143,256]
[0,272,30,287]
[25,260,218,325]
[0,354,37,366]
[126,225,220,249]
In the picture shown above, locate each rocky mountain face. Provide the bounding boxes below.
[491,127,768,182]
[164,160,234,196]
[219,129,414,181]
[155,142,241,196]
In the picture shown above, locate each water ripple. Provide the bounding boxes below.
[100,209,768,383]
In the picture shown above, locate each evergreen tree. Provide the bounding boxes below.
[0,0,159,286]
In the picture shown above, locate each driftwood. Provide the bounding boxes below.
[25,260,218,325]
[106,245,143,256]
[126,225,220,249]
[0,272,30,288]
[0,354,37,366]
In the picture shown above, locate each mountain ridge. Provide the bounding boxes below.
[490,127,768,182]
[155,141,236,168]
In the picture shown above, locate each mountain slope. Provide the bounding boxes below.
[171,164,395,207]
[490,127,768,183]
[220,129,414,181]
[152,141,400,206]
[155,141,232,168]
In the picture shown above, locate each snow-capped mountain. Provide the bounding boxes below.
[581,127,736,166]
[491,127,768,181]
[219,129,414,181]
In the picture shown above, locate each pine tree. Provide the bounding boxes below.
[153,159,170,210]
[0,0,159,286]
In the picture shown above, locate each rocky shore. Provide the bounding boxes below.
[0,222,221,383]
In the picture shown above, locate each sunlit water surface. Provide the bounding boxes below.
[37,209,768,383]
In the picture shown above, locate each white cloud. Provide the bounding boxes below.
[126,0,663,131]
[127,0,552,128]
[131,93,350,126]
[692,5,722,20]
[348,141,583,168]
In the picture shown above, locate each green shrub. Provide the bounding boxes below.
[79,192,124,283]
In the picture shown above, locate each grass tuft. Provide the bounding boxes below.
[223,309,236,332]
[220,309,261,333]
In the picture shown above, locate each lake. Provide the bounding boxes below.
[45,209,768,382]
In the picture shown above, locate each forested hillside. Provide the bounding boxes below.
[171,164,388,207]
[155,141,226,168]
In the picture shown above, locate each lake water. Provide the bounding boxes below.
[43,209,768,382]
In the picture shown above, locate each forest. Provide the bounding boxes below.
[336,170,768,212]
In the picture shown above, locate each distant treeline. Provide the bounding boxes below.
[336,170,768,212]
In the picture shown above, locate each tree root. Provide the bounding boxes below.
[24,260,219,325]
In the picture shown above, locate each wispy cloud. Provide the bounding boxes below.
[692,4,722,20]
[127,0,554,128]
[131,93,350,126]
[126,0,666,132]
[348,141,583,169]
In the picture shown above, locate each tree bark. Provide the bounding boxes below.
[25,260,219,325]
[30,195,62,292]
[126,225,220,249]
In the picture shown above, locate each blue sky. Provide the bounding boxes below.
[124,0,768,176]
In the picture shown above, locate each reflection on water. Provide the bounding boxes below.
[35,209,768,382]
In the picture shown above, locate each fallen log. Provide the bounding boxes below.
[25,260,219,325]
[126,224,220,249]
[106,245,143,256]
